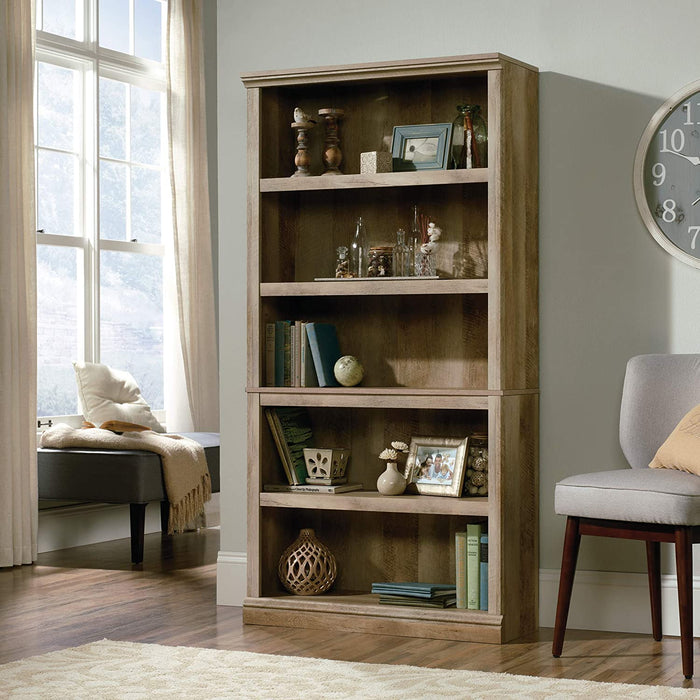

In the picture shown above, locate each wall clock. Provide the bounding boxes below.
[634,79,700,268]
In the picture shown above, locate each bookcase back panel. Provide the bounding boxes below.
[260,185,488,283]
[261,295,488,389]
[259,406,488,489]
[260,76,489,179]
[259,509,482,596]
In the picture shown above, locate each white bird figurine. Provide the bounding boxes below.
[293,107,316,124]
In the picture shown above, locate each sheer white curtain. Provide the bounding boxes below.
[165,0,219,433]
[0,0,38,567]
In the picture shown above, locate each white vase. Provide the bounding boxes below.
[376,462,406,496]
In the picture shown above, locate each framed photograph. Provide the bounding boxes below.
[403,436,468,497]
[391,123,453,171]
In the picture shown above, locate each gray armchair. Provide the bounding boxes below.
[553,354,700,679]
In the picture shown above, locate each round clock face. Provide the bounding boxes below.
[634,80,700,268]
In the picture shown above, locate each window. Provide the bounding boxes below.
[35,0,167,419]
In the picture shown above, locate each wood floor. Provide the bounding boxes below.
[0,528,697,690]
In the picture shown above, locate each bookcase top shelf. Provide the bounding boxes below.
[260,169,489,192]
[259,279,488,297]
[260,490,489,516]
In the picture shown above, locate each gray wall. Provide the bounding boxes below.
[217,0,700,574]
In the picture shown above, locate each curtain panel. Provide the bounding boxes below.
[0,0,38,567]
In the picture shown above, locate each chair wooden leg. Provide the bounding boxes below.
[129,503,147,564]
[646,540,662,641]
[675,526,694,679]
[160,500,170,533]
[552,516,581,658]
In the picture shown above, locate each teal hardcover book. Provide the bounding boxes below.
[305,322,341,387]
[371,582,456,598]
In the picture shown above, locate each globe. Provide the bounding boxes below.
[334,355,364,387]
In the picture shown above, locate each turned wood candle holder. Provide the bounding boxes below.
[291,121,315,177]
[318,108,345,175]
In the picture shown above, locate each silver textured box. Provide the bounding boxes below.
[360,151,393,174]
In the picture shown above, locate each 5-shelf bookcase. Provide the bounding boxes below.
[242,53,538,643]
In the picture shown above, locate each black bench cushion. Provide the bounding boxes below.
[38,431,220,504]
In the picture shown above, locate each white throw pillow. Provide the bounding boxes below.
[73,361,165,432]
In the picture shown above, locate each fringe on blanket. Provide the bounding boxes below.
[168,472,213,535]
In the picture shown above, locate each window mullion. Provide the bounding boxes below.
[86,54,99,365]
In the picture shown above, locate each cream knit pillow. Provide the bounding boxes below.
[73,361,165,432]
[649,403,700,475]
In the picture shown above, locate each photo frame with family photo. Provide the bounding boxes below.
[403,436,469,497]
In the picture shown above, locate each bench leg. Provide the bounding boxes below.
[160,500,170,533]
[129,503,147,564]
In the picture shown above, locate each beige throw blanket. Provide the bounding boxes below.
[40,424,211,534]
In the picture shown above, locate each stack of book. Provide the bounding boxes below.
[455,523,488,610]
[371,582,457,608]
[265,321,341,388]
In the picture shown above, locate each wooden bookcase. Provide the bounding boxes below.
[241,54,538,644]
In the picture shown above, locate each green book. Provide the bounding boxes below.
[455,530,468,609]
[467,523,482,610]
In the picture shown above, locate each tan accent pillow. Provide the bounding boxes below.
[649,403,700,475]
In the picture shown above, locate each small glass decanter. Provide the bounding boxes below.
[450,104,487,169]
[394,228,410,277]
[350,216,367,278]
[410,204,422,276]
[335,245,350,278]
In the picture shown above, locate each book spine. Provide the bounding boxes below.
[455,530,468,609]
[466,523,481,610]
[274,321,287,387]
[293,322,302,387]
[265,323,275,387]
[264,409,294,485]
[479,533,488,611]
[300,322,306,388]
[283,322,292,386]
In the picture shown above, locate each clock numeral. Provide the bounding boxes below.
[660,128,686,153]
[662,198,677,222]
[652,162,666,186]
[683,101,700,125]
[689,226,700,250]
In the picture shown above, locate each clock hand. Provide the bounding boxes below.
[693,196,700,206]
[667,150,700,166]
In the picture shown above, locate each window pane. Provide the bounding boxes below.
[100,251,163,409]
[38,62,77,151]
[134,0,162,62]
[131,86,161,166]
[41,0,78,40]
[37,245,81,416]
[131,166,161,243]
[99,78,127,160]
[37,149,76,236]
[100,160,127,240]
[99,0,129,53]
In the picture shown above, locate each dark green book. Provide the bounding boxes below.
[371,582,456,599]
[269,407,313,485]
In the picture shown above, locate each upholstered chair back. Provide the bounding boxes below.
[619,354,700,469]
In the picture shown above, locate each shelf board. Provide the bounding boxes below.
[260,490,489,516]
[243,593,502,643]
[260,168,489,192]
[260,278,488,297]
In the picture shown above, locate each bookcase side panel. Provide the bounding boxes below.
[247,88,262,388]
[247,392,262,597]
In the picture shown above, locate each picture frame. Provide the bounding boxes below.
[403,436,469,497]
[391,123,453,171]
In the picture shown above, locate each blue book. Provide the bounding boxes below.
[305,322,341,387]
[479,533,488,611]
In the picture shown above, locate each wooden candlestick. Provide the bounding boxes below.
[318,108,344,175]
[291,121,315,177]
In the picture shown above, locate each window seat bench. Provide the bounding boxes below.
[38,432,220,564]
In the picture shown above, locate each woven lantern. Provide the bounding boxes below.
[278,528,337,596]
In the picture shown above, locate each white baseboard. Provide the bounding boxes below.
[38,493,220,553]
[217,550,247,606]
[539,568,700,636]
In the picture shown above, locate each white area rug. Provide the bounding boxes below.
[1,639,698,699]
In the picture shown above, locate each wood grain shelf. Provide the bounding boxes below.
[260,491,489,516]
[260,278,488,297]
[259,168,489,192]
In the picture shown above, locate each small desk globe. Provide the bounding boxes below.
[334,355,364,387]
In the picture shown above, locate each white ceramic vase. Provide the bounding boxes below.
[376,462,406,496]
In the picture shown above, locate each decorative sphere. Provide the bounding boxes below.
[334,355,364,387]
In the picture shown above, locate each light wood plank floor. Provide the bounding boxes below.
[0,528,697,689]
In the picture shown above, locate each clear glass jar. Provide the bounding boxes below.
[350,216,367,278]
[450,104,487,169]
[335,245,350,278]
[367,246,393,277]
[394,229,410,277]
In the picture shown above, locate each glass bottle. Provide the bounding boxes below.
[450,104,487,169]
[335,245,350,278]
[350,216,367,278]
[410,205,422,276]
[394,229,410,277]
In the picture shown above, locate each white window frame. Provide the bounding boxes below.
[36,1,168,425]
